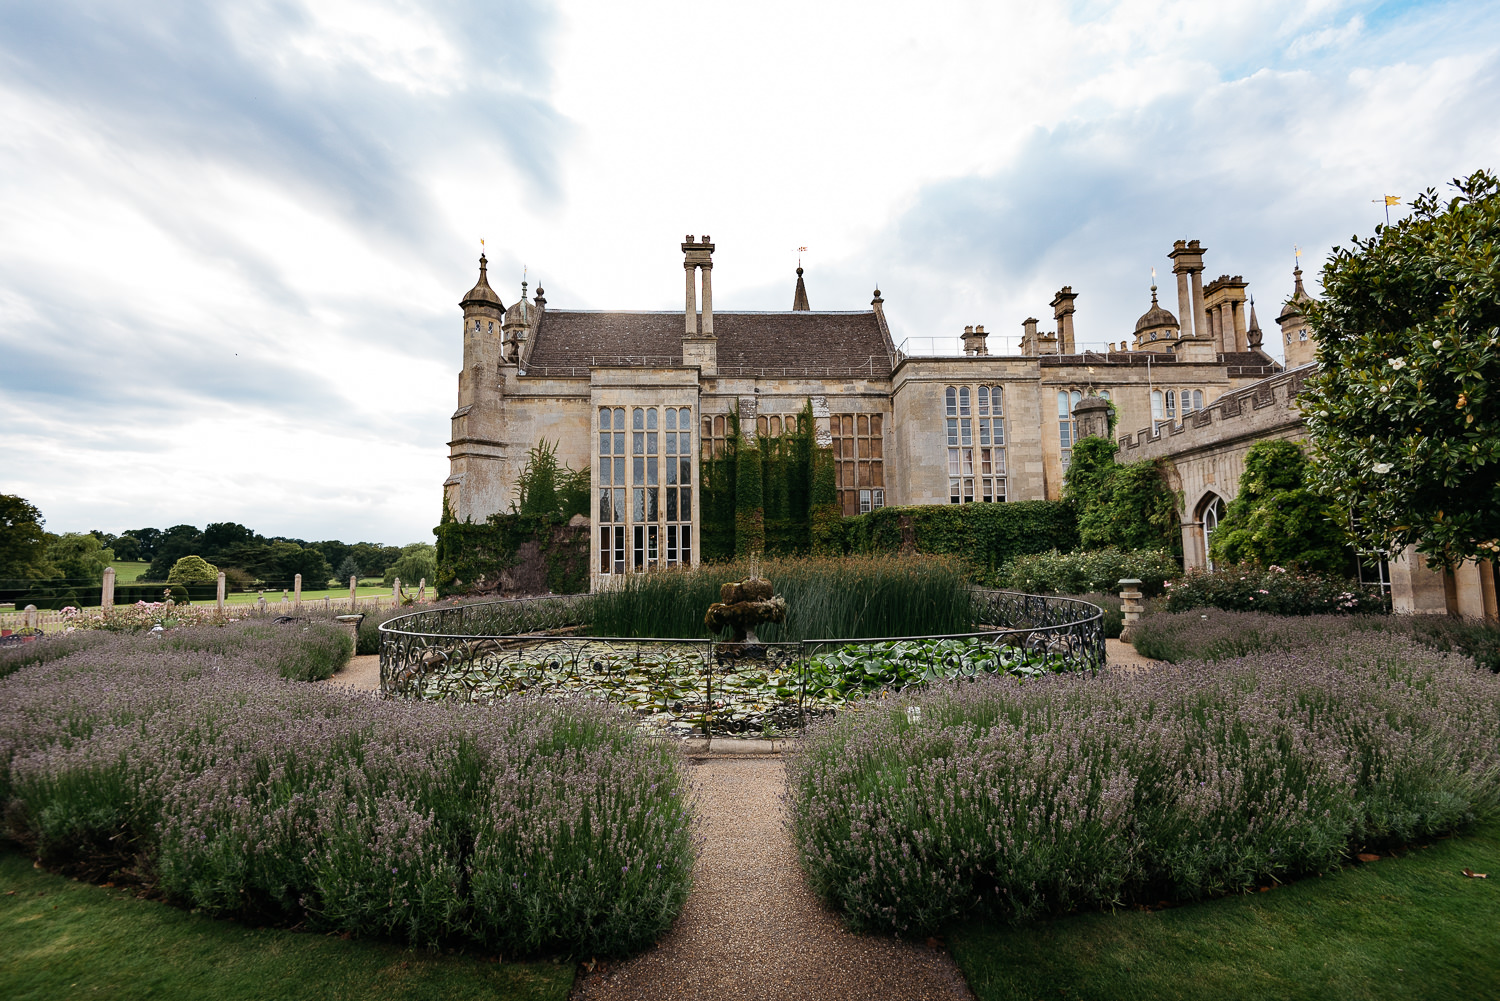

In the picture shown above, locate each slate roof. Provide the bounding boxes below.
[526,310,894,376]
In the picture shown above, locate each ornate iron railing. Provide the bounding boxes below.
[379,590,1103,736]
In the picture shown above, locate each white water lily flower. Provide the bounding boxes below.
[1389,357,1407,370]
[1372,462,1393,474]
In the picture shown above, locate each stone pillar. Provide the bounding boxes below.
[1231,299,1248,352]
[700,262,714,336]
[217,571,226,611]
[1118,579,1144,643]
[418,578,427,602]
[349,575,358,611]
[23,604,38,631]
[684,259,697,334]
[393,577,401,602]
[293,573,302,610]
[101,566,115,611]
[1389,545,1447,615]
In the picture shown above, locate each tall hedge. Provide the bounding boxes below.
[841,501,1078,584]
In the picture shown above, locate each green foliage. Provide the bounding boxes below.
[841,501,1079,583]
[582,555,976,641]
[810,436,841,556]
[144,525,207,581]
[335,555,362,583]
[734,424,765,558]
[1002,548,1180,596]
[1065,437,1180,555]
[46,532,115,584]
[0,494,52,579]
[1303,169,1500,570]
[434,501,589,598]
[1209,439,1352,574]
[1162,563,1387,616]
[384,543,437,587]
[166,555,218,585]
[513,440,589,520]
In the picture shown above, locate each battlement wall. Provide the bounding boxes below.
[1117,364,1314,460]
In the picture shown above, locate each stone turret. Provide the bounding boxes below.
[1277,265,1316,367]
[1132,280,1179,351]
[459,254,506,407]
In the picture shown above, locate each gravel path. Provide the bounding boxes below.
[571,756,974,1001]
[326,653,380,691]
[1107,637,1164,672]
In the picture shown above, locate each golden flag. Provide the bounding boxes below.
[1384,195,1401,206]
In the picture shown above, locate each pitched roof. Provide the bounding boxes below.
[526,310,894,376]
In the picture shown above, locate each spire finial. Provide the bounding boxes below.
[792,257,810,311]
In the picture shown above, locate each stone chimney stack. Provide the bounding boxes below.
[1050,287,1078,354]
[1020,317,1039,356]
[1169,240,1208,343]
[962,324,989,356]
[681,235,717,374]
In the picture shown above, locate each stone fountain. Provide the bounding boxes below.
[704,575,787,648]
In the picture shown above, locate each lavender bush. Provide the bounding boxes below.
[1133,609,1500,671]
[0,626,694,955]
[0,630,115,679]
[786,634,1500,935]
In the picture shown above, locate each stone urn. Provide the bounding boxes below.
[705,577,787,647]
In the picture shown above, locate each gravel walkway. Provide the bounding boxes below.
[571,756,974,1001]
[1107,637,1164,672]
[325,653,380,691]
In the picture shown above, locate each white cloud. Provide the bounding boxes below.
[1,0,1497,542]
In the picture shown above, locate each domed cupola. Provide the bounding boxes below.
[461,253,505,311]
[1132,279,1180,350]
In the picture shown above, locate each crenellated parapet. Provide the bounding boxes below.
[1117,364,1314,460]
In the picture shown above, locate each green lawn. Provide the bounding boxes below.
[0,853,573,1001]
[950,820,1500,1001]
[107,560,151,582]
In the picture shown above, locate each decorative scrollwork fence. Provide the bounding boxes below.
[379,590,1103,737]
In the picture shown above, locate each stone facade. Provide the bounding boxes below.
[1118,294,1499,620]
[448,236,1294,589]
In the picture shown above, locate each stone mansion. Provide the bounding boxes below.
[445,236,1308,585]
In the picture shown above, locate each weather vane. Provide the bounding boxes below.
[798,245,808,266]
[1371,195,1401,226]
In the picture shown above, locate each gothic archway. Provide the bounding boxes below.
[1198,493,1227,570]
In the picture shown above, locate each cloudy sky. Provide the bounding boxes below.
[2,0,1496,545]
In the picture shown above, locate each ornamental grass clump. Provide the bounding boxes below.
[786,633,1500,935]
[0,625,694,956]
[584,554,974,640]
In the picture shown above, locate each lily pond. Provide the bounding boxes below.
[411,637,1054,737]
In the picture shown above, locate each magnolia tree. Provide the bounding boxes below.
[1302,169,1500,573]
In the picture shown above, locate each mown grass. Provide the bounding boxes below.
[0,852,573,1001]
[949,819,1500,1001]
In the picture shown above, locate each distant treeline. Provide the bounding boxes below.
[91,525,407,585]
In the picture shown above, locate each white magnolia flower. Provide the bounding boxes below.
[1433,339,1444,349]
[1372,462,1393,474]
[1389,357,1407,370]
